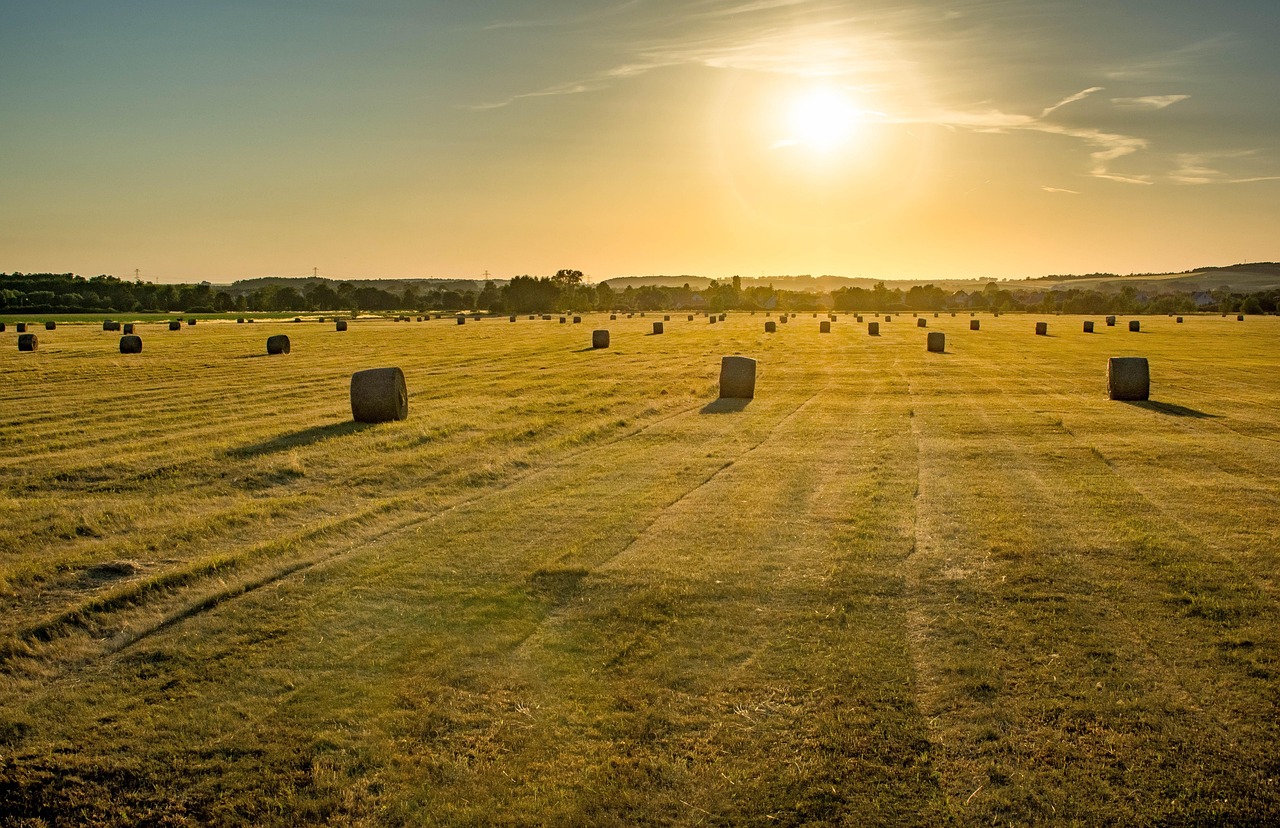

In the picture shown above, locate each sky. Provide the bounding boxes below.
[2,0,1278,283]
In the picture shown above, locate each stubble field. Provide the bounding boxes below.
[1,311,1278,826]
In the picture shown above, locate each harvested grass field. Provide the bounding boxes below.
[1,312,1278,825]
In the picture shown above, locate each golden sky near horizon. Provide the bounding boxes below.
[2,0,1278,283]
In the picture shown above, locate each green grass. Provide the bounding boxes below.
[1,312,1278,825]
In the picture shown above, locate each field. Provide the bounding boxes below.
[2,311,1278,825]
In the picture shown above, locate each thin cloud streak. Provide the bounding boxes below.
[1111,95,1190,109]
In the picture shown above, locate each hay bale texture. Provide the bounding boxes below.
[119,335,143,354]
[592,330,610,349]
[927,332,945,353]
[18,334,37,351]
[266,335,291,355]
[351,367,409,423]
[1108,357,1150,401]
[719,356,756,399]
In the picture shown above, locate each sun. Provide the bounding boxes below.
[783,87,859,152]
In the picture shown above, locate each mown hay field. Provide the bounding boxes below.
[1,312,1278,825]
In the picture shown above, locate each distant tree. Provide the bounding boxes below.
[552,269,584,287]
[1241,295,1263,315]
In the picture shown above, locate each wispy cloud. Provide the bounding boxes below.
[1111,94,1190,110]
[1041,86,1104,118]
[1042,187,1079,194]
[1170,152,1280,185]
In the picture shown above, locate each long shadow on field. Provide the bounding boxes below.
[1123,400,1219,418]
[226,421,375,457]
[700,398,752,414]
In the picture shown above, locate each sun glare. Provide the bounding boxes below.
[784,87,859,152]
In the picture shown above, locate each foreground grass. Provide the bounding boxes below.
[1,312,1278,824]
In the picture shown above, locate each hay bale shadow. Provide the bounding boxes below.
[701,398,752,414]
[1124,400,1218,418]
[227,421,374,458]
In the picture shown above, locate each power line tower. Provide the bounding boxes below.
[313,267,319,278]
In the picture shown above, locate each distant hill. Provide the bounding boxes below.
[1024,263,1280,294]
[224,276,505,294]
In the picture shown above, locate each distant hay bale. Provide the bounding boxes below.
[927,331,945,353]
[1108,357,1150,401]
[709,316,717,324]
[868,322,880,336]
[970,320,980,331]
[912,313,918,318]
[350,367,409,423]
[765,321,776,332]
[187,319,196,326]
[236,317,245,324]
[573,316,581,323]
[247,318,254,323]
[1176,316,1184,323]
[169,321,182,331]
[1237,314,1245,321]
[664,315,670,321]
[319,317,327,323]
[119,334,142,354]
[653,322,664,334]
[610,314,617,320]
[934,312,939,318]
[457,316,466,325]
[627,313,633,318]
[1083,321,1094,333]
[820,320,831,333]
[719,356,756,399]
[0,322,5,332]
[18,333,37,351]
[560,317,567,324]
[1129,320,1140,332]
[687,315,694,321]
[917,318,927,328]
[640,312,646,317]
[266,334,291,355]
[1106,315,1116,326]
[719,313,726,321]
[542,315,552,320]
[102,321,118,331]
[1035,322,1048,335]
[336,320,348,331]
[884,315,892,322]
[856,315,863,323]
[592,329,610,349]
[510,315,517,322]
[45,321,56,330]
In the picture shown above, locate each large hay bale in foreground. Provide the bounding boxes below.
[1129,320,1140,332]
[351,367,409,423]
[719,356,756,399]
[970,320,980,331]
[927,332,945,353]
[868,322,880,336]
[45,321,56,330]
[119,335,142,354]
[18,334,38,351]
[168,321,182,331]
[653,322,664,334]
[335,319,348,331]
[917,318,927,328]
[266,334,291,355]
[765,321,776,332]
[1108,357,1150,401]
[820,320,831,333]
[1083,321,1094,333]
[1035,322,1048,335]
[592,329,610,349]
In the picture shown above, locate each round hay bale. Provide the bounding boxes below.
[780,315,789,324]
[934,312,939,318]
[1105,315,1116,326]
[664,315,671,321]
[765,321,777,332]
[266,334,291,355]
[187,319,196,326]
[1108,357,1150,401]
[719,313,726,321]
[687,315,694,321]
[868,322,880,336]
[509,315,516,322]
[335,320,348,331]
[1237,314,1245,321]
[970,320,980,331]
[45,321,56,330]
[912,313,918,318]
[573,316,582,323]
[820,320,831,333]
[709,316,717,324]
[610,314,617,320]
[123,323,134,334]
[1083,321,1094,333]
[542,315,551,320]
[247,318,254,323]
[17,333,38,351]
[320,317,328,323]
[884,315,892,322]
[0,322,5,332]
[719,356,756,399]
[102,320,116,331]
[1035,322,1048,335]
[856,315,863,323]
[592,329,610,349]
[169,320,182,331]
[1129,320,1140,332]
[1176,316,1184,323]
[457,315,466,325]
[119,334,142,354]
[640,312,646,317]
[917,318,927,328]
[927,331,945,353]
[653,321,664,334]
[559,317,567,324]
[236,317,245,324]
[351,367,408,423]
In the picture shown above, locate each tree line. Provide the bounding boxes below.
[2,270,1277,316]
